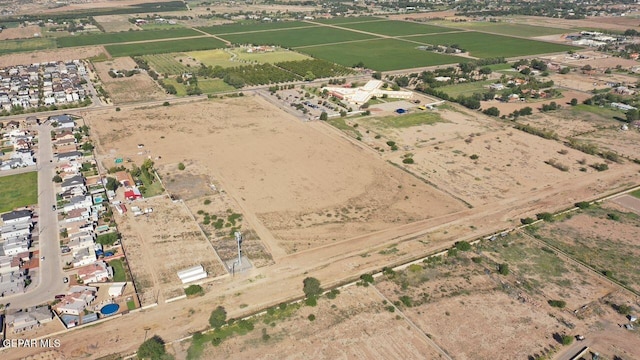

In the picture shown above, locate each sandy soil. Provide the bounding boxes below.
[0,25,42,40]
[93,57,166,104]
[94,15,140,32]
[0,46,106,67]
[88,95,466,257]
[575,127,640,160]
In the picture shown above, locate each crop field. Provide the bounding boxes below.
[432,21,568,38]
[532,204,640,293]
[0,38,55,55]
[56,28,201,47]
[140,53,191,75]
[275,59,353,78]
[198,21,314,35]
[404,32,580,58]
[337,20,455,36]
[298,38,463,71]
[312,16,384,24]
[105,37,226,57]
[219,26,376,48]
[187,49,234,67]
[0,172,37,213]
[233,48,310,64]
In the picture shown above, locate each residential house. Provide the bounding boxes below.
[0,255,19,275]
[5,306,54,333]
[67,232,95,252]
[72,247,96,268]
[49,114,75,129]
[62,195,92,213]
[77,261,112,283]
[63,207,91,223]
[55,287,96,315]
[1,209,31,224]
[60,175,85,192]
[57,150,83,162]
[1,222,32,240]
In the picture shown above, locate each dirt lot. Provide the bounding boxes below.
[94,15,140,32]
[0,46,106,67]
[93,57,167,104]
[480,89,591,116]
[115,195,227,304]
[574,127,640,160]
[87,95,466,257]
[0,25,42,40]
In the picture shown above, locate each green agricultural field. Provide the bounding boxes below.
[313,16,384,24]
[105,37,226,57]
[140,53,191,75]
[298,38,462,71]
[432,21,568,38]
[338,20,454,36]
[57,28,201,47]
[233,48,310,64]
[404,32,580,58]
[197,79,235,93]
[187,49,235,68]
[365,111,445,128]
[438,79,495,98]
[0,172,37,213]
[0,38,55,55]
[198,21,314,35]
[139,23,185,30]
[220,26,377,48]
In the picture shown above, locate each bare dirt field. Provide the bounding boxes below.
[516,107,613,139]
[612,194,640,214]
[0,25,42,40]
[574,127,640,160]
[94,15,140,32]
[172,285,446,360]
[0,46,106,67]
[87,95,466,257]
[93,57,166,104]
[115,195,227,304]
[480,89,590,115]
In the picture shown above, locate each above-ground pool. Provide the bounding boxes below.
[100,303,120,316]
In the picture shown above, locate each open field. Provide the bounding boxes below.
[187,49,234,67]
[140,53,191,75]
[93,57,166,103]
[438,79,495,98]
[220,26,376,48]
[0,38,55,55]
[93,15,139,32]
[532,203,640,293]
[105,37,226,57]
[0,172,37,213]
[113,195,227,304]
[337,20,456,36]
[198,21,315,35]
[432,20,569,38]
[0,46,106,67]
[298,39,463,71]
[312,16,384,25]
[509,104,615,139]
[85,95,466,257]
[162,77,233,96]
[572,126,640,161]
[404,32,580,58]
[57,28,201,47]
[176,285,446,359]
[232,48,311,64]
[0,25,42,40]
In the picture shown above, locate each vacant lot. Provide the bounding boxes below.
[0,172,37,213]
[105,37,226,57]
[0,25,42,40]
[86,95,465,257]
[532,204,640,293]
[337,20,455,36]
[93,57,166,103]
[176,285,446,360]
[404,32,579,58]
[93,15,139,32]
[0,46,106,67]
[299,38,462,71]
[57,28,201,47]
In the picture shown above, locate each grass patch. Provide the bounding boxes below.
[338,20,454,36]
[299,38,463,71]
[108,259,127,282]
[126,299,136,310]
[404,32,580,58]
[630,189,640,199]
[0,38,55,55]
[367,111,444,128]
[187,49,235,68]
[105,37,226,57]
[570,104,622,120]
[140,53,191,75]
[0,172,37,213]
[438,79,495,98]
[57,28,201,47]
[220,26,377,48]
[327,117,362,138]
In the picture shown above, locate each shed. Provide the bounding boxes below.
[108,282,126,297]
[177,265,207,284]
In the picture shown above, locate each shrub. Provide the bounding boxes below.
[536,212,554,222]
[399,295,413,307]
[211,337,222,346]
[590,163,608,172]
[162,101,170,106]
[402,157,414,164]
[360,273,374,284]
[52,175,62,183]
[561,335,573,345]
[408,264,422,273]
[115,107,121,112]
[178,162,185,171]
[303,277,322,298]
[520,217,535,225]
[455,241,471,251]
[237,319,254,331]
[204,199,211,205]
[498,263,509,275]
[470,154,479,160]
[607,213,620,221]
[471,257,482,264]
[326,289,340,299]
[209,306,227,328]
[137,335,167,359]
[575,201,590,209]
[305,296,317,307]
[307,314,316,321]
[184,284,203,297]
[386,141,396,147]
[548,300,566,308]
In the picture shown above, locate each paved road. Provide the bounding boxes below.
[3,123,66,308]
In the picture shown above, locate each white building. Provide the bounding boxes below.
[322,80,413,106]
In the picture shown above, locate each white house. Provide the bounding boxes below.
[72,247,96,268]
[1,209,31,225]
[77,261,112,283]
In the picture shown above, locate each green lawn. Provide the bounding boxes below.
[220,27,377,48]
[298,38,463,71]
[432,21,569,38]
[0,172,38,213]
[105,37,226,57]
[57,28,202,47]
[0,38,55,55]
[197,79,235,93]
[366,111,445,128]
[338,20,455,36]
[108,259,127,282]
[404,32,580,58]
[630,189,640,199]
[126,299,136,310]
[570,104,623,120]
[198,21,314,35]
[438,80,495,98]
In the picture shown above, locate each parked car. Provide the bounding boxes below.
[55,294,65,300]
[52,205,56,211]
[40,256,44,261]
[576,335,585,341]
[63,277,69,283]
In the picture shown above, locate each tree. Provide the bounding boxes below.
[482,107,500,117]
[570,98,578,106]
[302,277,322,298]
[304,71,316,81]
[479,66,492,75]
[372,72,382,80]
[81,142,94,151]
[52,175,62,183]
[626,108,639,122]
[454,241,471,251]
[209,306,227,329]
[105,177,119,191]
[137,335,167,360]
[319,111,328,121]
